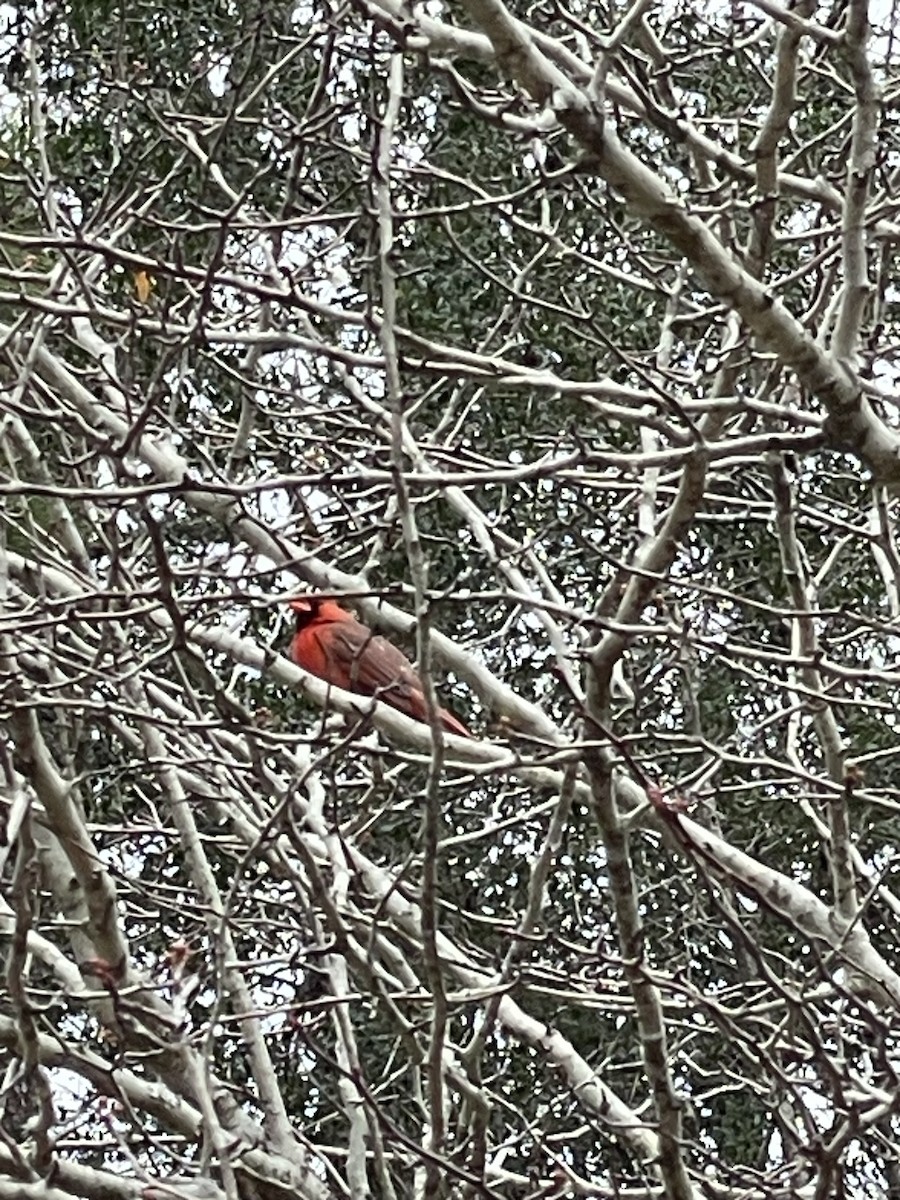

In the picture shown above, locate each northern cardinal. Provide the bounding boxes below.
[288,597,471,738]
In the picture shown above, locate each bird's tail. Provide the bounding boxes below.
[439,708,472,739]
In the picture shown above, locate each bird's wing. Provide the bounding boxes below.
[317,620,471,736]
[328,623,422,701]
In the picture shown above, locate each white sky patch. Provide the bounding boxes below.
[206,56,231,97]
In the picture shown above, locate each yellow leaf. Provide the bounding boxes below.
[134,269,155,303]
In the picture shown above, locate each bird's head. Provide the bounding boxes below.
[289,596,352,629]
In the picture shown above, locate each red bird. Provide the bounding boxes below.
[288,597,471,738]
